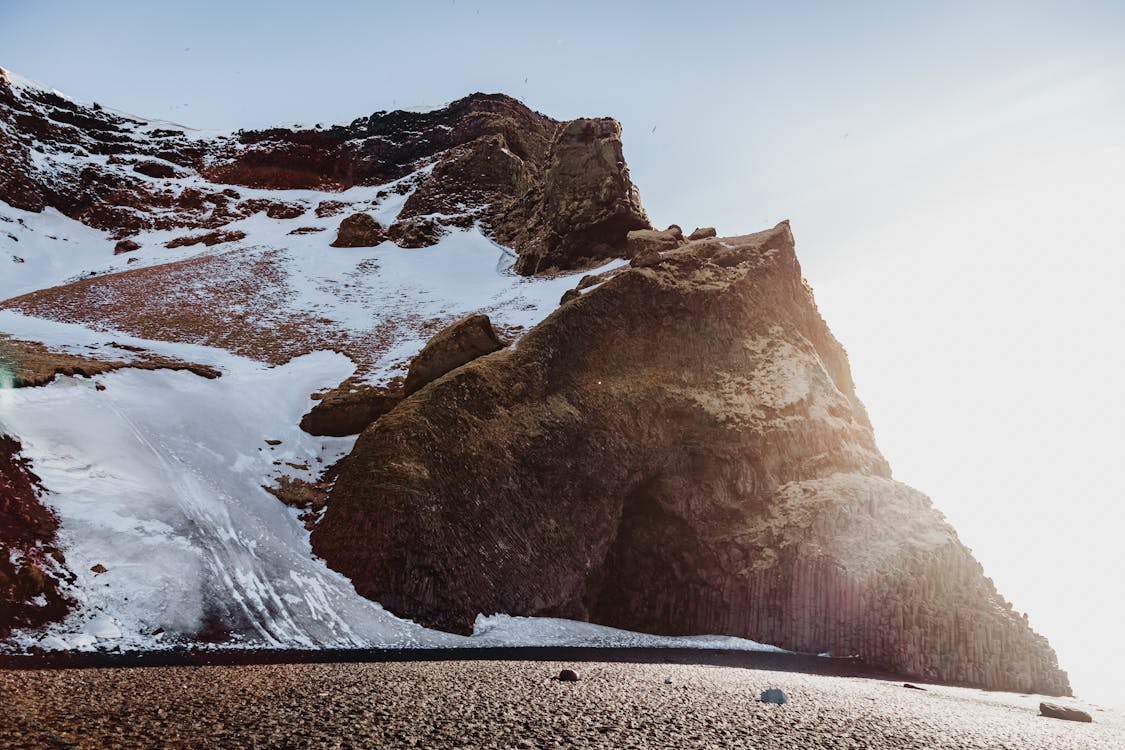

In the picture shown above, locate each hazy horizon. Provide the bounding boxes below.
[2,0,1122,705]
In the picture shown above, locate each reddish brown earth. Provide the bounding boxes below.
[0,436,71,634]
[0,250,410,370]
[312,224,1069,696]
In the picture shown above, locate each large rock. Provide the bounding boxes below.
[1039,702,1093,722]
[311,222,1070,696]
[300,382,404,437]
[388,218,446,249]
[403,314,506,396]
[330,213,385,248]
[498,118,650,275]
[625,229,681,258]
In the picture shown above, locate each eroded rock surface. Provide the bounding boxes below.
[497,118,650,275]
[300,378,404,437]
[1,73,651,277]
[403,314,506,396]
[312,223,1070,695]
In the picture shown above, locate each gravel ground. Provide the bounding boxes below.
[1,660,1120,749]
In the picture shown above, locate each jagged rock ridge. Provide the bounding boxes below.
[0,68,647,271]
[312,224,1070,695]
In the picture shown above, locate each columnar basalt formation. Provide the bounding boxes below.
[312,224,1070,695]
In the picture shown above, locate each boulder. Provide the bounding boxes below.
[688,226,717,241]
[1039,702,1092,722]
[315,200,348,218]
[300,382,404,437]
[760,689,788,704]
[165,230,246,249]
[403,314,506,396]
[625,229,680,258]
[330,213,385,248]
[629,248,664,269]
[113,239,141,255]
[311,221,1071,696]
[239,199,305,220]
[559,288,582,305]
[558,669,580,682]
[132,161,183,179]
[665,224,684,240]
[388,218,446,248]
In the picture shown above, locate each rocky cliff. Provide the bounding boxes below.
[312,224,1070,695]
[0,68,1069,694]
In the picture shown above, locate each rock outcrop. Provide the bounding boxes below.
[496,119,651,275]
[330,213,385,248]
[625,229,682,258]
[0,435,72,634]
[403,314,506,396]
[300,380,404,437]
[312,223,1070,696]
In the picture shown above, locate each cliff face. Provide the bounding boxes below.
[312,224,1070,695]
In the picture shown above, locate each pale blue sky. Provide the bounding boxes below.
[3,1,1124,704]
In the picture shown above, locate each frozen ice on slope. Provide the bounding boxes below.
[1,349,463,649]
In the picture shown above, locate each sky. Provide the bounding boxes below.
[2,0,1124,704]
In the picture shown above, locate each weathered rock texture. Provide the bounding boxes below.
[300,379,404,437]
[330,213,385,248]
[402,314,505,396]
[496,119,651,274]
[312,223,1070,696]
[0,436,71,634]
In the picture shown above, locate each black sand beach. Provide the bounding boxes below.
[0,650,1118,749]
